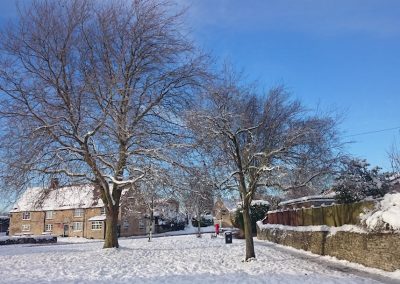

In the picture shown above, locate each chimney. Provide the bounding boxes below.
[49,178,59,190]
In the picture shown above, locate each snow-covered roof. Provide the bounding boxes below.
[251,200,270,206]
[279,192,336,206]
[235,199,270,208]
[88,215,107,221]
[10,184,103,212]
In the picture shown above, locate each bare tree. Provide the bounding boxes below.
[389,138,400,173]
[133,166,176,242]
[186,68,343,260]
[182,166,214,237]
[0,0,207,248]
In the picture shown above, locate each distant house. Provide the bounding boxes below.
[212,199,270,228]
[213,199,233,228]
[9,182,182,239]
[279,193,336,210]
[120,197,183,236]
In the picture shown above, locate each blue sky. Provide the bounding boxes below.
[0,1,399,170]
[178,0,400,170]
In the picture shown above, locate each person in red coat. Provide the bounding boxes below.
[214,223,220,235]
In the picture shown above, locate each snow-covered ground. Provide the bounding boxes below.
[1,234,399,283]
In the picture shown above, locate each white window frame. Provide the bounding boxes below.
[22,211,31,220]
[45,211,53,219]
[139,219,145,230]
[74,208,84,217]
[73,222,83,231]
[100,207,106,215]
[91,221,102,230]
[22,224,30,231]
[45,224,53,232]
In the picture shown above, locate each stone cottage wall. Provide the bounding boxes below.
[257,226,400,271]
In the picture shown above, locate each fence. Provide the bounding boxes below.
[265,200,376,227]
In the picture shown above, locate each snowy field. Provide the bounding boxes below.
[0,234,399,284]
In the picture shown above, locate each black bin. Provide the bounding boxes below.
[225,231,232,244]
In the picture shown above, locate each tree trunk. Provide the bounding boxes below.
[242,205,255,260]
[103,206,119,248]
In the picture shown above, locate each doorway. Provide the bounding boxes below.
[63,224,69,237]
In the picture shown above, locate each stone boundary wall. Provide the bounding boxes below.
[257,226,400,272]
[0,235,57,246]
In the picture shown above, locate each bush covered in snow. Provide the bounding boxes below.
[333,159,389,203]
[361,193,400,232]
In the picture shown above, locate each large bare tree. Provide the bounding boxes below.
[0,0,207,248]
[186,69,342,260]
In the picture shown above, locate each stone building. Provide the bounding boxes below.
[119,197,182,237]
[9,184,109,238]
[212,199,233,228]
[9,183,180,239]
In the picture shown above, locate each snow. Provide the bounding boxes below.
[0,234,397,283]
[235,199,270,209]
[10,184,103,212]
[361,193,400,232]
[88,215,107,221]
[388,172,400,183]
[203,213,214,220]
[251,200,270,206]
[254,239,400,282]
[257,222,367,235]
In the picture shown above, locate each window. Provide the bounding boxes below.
[100,207,106,215]
[73,222,83,231]
[91,221,102,230]
[22,211,31,220]
[45,211,53,219]
[139,219,145,230]
[22,224,30,231]
[74,208,84,217]
[45,224,53,232]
